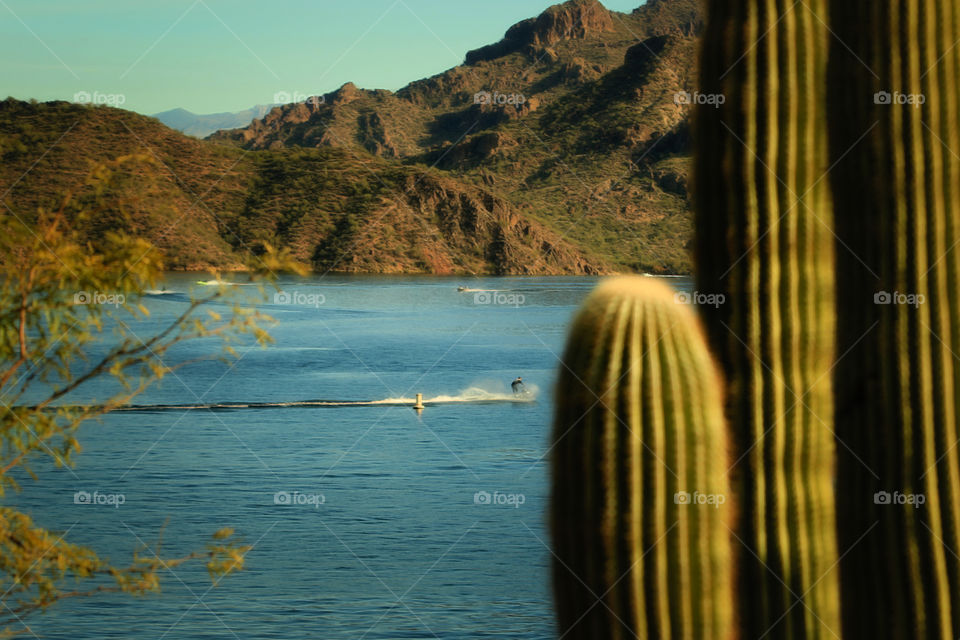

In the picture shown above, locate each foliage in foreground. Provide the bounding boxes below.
[0,156,304,636]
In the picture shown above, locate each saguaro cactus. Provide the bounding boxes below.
[693,1,841,638]
[551,277,733,640]
[828,3,960,638]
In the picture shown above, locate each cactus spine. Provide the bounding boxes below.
[828,3,960,638]
[693,1,840,638]
[551,277,732,640]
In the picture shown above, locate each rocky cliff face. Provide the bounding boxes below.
[393,173,604,274]
[465,0,614,64]
[337,181,605,274]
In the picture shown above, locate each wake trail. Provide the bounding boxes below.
[101,385,539,412]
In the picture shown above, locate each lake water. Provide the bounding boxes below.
[9,274,691,639]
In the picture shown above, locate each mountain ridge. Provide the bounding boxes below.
[0,0,702,274]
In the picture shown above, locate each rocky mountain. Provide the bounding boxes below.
[152,104,277,138]
[0,0,702,274]
[0,99,604,274]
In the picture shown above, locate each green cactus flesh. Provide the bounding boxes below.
[693,1,841,638]
[828,2,960,638]
[551,276,733,640]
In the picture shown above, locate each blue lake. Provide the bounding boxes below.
[10,274,692,639]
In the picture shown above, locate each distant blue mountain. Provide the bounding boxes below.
[152,104,277,138]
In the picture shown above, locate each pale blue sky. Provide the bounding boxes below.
[1,0,644,115]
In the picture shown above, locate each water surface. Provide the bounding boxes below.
[10,274,692,639]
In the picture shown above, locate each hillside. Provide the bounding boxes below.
[0,99,602,274]
[0,0,702,274]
